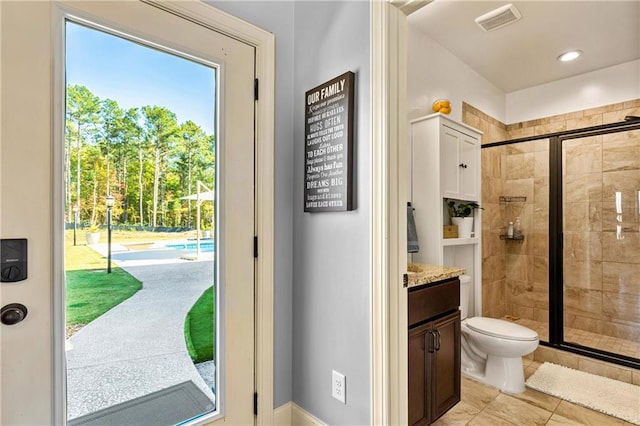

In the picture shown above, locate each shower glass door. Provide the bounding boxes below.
[561,127,640,361]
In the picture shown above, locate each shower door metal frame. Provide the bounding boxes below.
[483,117,640,370]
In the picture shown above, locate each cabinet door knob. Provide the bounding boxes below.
[434,329,441,351]
[459,163,467,169]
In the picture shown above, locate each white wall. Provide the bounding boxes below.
[292,2,370,425]
[214,2,372,423]
[407,25,506,123]
[506,60,640,124]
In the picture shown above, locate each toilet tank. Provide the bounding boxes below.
[459,274,472,319]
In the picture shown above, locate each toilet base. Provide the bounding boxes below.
[461,355,525,394]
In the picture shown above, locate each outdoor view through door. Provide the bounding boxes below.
[63,21,219,424]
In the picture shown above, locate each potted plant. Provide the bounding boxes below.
[446,200,482,238]
[85,224,101,245]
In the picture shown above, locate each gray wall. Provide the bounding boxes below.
[207,1,295,408]
[292,2,370,425]
[209,2,371,423]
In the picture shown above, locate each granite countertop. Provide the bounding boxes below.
[407,263,465,288]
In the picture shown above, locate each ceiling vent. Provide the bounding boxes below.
[475,4,522,32]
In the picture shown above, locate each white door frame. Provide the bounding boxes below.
[370,1,430,425]
[163,4,276,423]
[50,1,275,424]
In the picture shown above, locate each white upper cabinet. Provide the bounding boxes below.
[410,112,482,316]
[440,122,480,202]
[410,112,482,264]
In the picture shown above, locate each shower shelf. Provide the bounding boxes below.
[500,234,525,243]
[499,196,526,203]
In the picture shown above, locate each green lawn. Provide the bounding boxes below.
[65,230,214,363]
[184,286,215,363]
[65,243,142,327]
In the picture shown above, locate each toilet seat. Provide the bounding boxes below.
[466,317,538,341]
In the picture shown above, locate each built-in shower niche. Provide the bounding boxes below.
[499,196,526,242]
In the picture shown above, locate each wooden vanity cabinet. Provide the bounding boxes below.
[429,312,461,420]
[408,277,461,425]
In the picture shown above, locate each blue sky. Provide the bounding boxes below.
[66,21,215,135]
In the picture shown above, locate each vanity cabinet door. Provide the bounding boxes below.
[409,311,461,425]
[429,311,461,423]
[408,322,431,426]
[408,310,461,425]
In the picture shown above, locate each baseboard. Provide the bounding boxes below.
[291,403,326,426]
[273,402,292,426]
[273,402,326,426]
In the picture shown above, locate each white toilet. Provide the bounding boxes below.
[459,274,539,393]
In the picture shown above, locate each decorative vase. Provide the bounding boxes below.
[451,217,474,238]
[86,232,101,245]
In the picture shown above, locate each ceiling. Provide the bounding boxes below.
[407,1,640,93]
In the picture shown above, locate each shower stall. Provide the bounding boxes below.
[481,118,640,369]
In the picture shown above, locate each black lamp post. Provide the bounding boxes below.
[106,195,115,274]
[72,204,79,246]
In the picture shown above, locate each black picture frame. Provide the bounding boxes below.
[304,71,355,213]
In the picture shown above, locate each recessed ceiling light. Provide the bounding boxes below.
[558,50,583,62]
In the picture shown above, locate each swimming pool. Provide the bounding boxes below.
[165,240,215,253]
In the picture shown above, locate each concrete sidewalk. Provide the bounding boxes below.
[66,251,215,421]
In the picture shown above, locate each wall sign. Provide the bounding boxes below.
[304,71,355,212]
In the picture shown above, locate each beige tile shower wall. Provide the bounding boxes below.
[464,102,509,318]
[505,99,640,138]
[464,99,640,342]
[481,146,507,319]
[502,140,549,324]
[463,103,550,322]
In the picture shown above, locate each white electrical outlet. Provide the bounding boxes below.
[332,370,346,404]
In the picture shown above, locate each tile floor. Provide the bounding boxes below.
[432,359,637,426]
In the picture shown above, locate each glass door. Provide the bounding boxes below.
[1,2,266,425]
[559,126,640,364]
[58,2,256,425]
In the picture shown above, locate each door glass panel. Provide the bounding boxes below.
[64,21,219,424]
[562,129,640,359]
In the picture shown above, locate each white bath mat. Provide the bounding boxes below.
[526,362,640,424]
